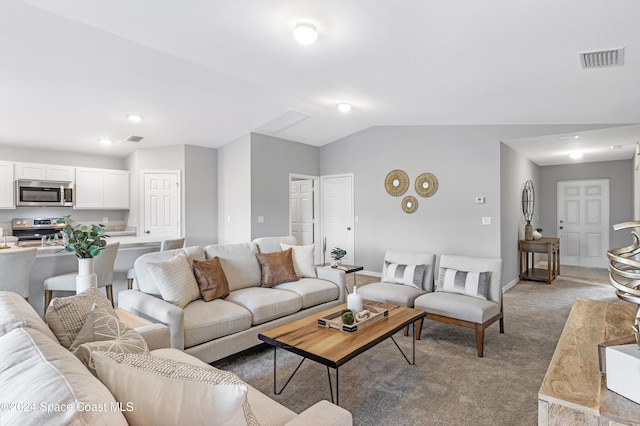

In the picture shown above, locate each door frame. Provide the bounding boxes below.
[320,173,355,266]
[140,170,182,239]
[289,173,321,263]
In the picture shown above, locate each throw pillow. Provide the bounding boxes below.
[255,248,299,288]
[93,351,259,426]
[280,243,316,278]
[45,288,118,349]
[383,261,427,290]
[437,268,490,300]
[147,254,201,308]
[69,304,148,375]
[192,257,230,302]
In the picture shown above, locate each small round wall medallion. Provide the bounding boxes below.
[415,172,439,198]
[385,169,409,196]
[401,195,418,213]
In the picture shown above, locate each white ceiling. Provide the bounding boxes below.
[1,0,639,163]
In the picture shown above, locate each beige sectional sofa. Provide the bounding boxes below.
[0,291,352,425]
[118,236,346,363]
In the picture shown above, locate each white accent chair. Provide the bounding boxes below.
[413,254,503,357]
[43,242,120,312]
[0,247,37,300]
[127,238,185,289]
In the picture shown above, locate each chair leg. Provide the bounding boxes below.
[127,278,133,290]
[44,290,53,313]
[475,324,485,357]
[106,285,114,307]
[499,316,505,333]
[415,318,424,341]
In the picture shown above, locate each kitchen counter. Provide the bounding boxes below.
[32,236,163,256]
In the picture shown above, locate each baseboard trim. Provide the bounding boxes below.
[503,277,519,293]
[361,270,381,277]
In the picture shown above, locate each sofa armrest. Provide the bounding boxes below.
[118,289,185,350]
[284,400,352,426]
[135,323,171,350]
[316,267,347,303]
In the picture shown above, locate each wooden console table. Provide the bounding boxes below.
[538,298,639,425]
[519,237,560,283]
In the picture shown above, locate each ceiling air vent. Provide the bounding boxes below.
[255,109,310,133]
[126,135,144,143]
[579,47,624,69]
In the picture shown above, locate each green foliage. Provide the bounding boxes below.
[57,216,108,259]
[536,228,543,232]
[330,247,347,260]
[341,309,354,325]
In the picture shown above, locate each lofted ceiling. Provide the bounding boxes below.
[0,0,639,164]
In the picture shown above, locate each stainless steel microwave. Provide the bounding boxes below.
[15,180,73,207]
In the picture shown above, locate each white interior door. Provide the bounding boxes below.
[321,174,354,265]
[142,171,181,239]
[291,179,314,245]
[557,179,609,268]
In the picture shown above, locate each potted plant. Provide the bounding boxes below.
[330,247,347,268]
[57,216,109,292]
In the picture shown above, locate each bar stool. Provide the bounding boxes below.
[127,238,185,289]
[43,242,120,312]
[0,247,37,300]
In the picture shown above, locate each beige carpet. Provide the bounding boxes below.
[218,267,631,426]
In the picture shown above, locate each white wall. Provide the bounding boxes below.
[217,134,251,243]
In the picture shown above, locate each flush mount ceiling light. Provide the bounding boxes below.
[569,152,584,159]
[558,135,580,141]
[338,102,352,113]
[611,145,622,150]
[99,139,113,145]
[127,114,143,122]
[293,22,318,45]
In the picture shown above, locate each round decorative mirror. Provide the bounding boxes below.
[385,170,409,196]
[415,173,439,197]
[401,195,418,213]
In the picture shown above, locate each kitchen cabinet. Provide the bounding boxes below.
[14,162,75,182]
[74,167,129,209]
[0,161,15,209]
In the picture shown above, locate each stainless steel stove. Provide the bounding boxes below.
[12,217,66,247]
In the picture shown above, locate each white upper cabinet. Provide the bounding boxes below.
[14,162,75,183]
[0,161,15,209]
[75,167,129,210]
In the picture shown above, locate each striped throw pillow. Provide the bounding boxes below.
[383,261,427,290]
[147,254,201,308]
[437,268,490,300]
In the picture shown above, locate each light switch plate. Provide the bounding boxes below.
[475,197,485,204]
[482,217,491,225]
[257,216,264,224]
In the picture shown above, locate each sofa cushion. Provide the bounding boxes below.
[226,287,303,325]
[204,243,262,291]
[0,290,58,342]
[253,236,297,254]
[183,299,252,348]
[0,327,127,425]
[148,253,201,308]
[45,288,118,348]
[280,243,317,278]
[256,248,299,288]
[135,246,205,296]
[383,261,427,290]
[273,278,339,309]
[93,351,259,426]
[356,282,425,308]
[192,256,230,302]
[414,292,501,323]
[437,268,490,300]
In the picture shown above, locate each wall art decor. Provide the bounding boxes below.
[415,172,439,198]
[401,195,418,214]
[384,169,409,196]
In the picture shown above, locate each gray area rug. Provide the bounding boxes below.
[218,266,629,426]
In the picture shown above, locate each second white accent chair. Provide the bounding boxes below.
[127,238,185,290]
[43,242,120,312]
[0,247,37,300]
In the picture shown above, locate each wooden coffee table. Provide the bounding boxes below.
[258,300,426,405]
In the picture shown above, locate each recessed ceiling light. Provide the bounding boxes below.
[558,135,580,141]
[611,145,622,150]
[127,114,143,122]
[338,103,352,113]
[293,22,318,45]
[569,152,584,159]
[99,139,113,145]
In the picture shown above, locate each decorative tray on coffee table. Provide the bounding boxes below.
[317,304,388,333]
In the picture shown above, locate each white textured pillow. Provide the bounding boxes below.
[383,261,427,290]
[437,268,490,300]
[280,243,316,278]
[93,351,259,426]
[147,254,200,308]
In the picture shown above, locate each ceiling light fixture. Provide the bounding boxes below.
[569,152,584,159]
[611,145,622,150]
[293,22,318,45]
[99,139,113,145]
[558,135,580,141]
[338,102,352,113]
[127,114,143,122]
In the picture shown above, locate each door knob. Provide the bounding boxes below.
[145,230,150,234]
[347,227,351,231]
[559,226,564,230]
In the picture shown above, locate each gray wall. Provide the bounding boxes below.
[250,133,320,240]
[539,159,634,250]
[184,145,217,246]
[217,134,251,243]
[500,143,540,286]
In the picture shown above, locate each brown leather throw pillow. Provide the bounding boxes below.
[255,248,299,288]
[192,257,230,302]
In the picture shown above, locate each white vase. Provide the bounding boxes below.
[533,230,542,240]
[347,285,363,314]
[76,258,97,294]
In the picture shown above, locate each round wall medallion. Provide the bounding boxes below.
[401,195,418,213]
[415,173,439,197]
[385,169,409,196]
